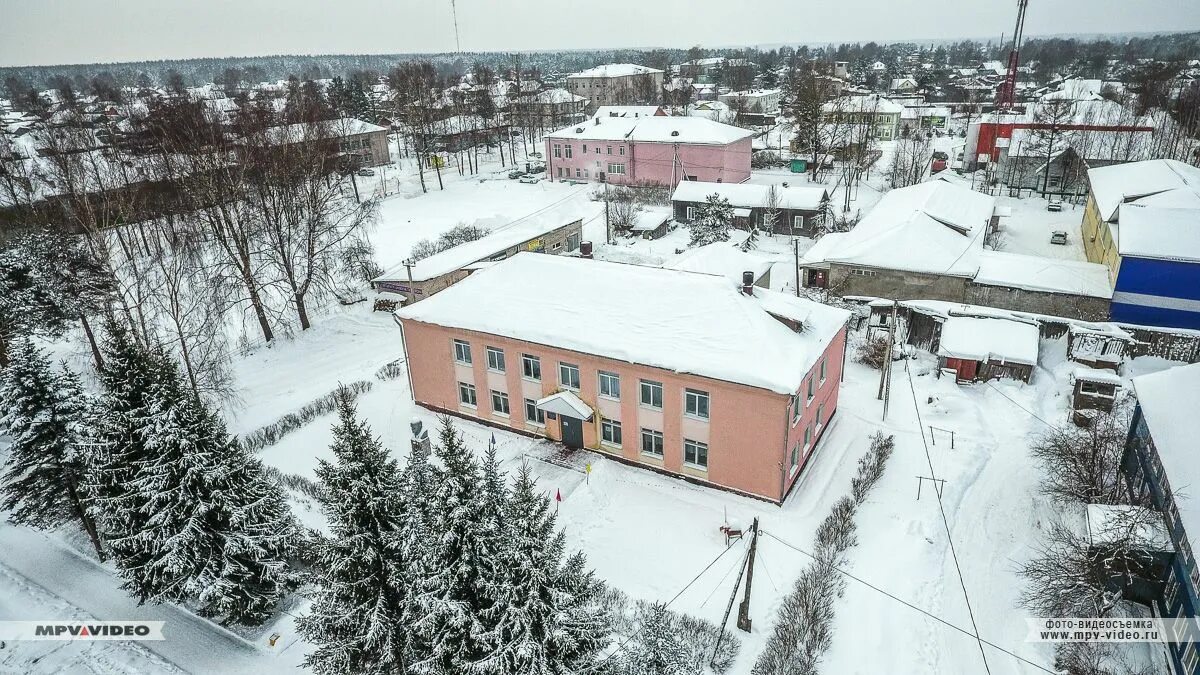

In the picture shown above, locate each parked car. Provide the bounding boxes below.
[1050,230,1068,245]
[508,169,524,179]
[527,162,546,174]
[356,168,375,177]
[1047,198,1063,212]
[518,174,541,184]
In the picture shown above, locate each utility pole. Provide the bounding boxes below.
[878,300,898,420]
[736,518,760,633]
[793,238,801,297]
[604,176,611,244]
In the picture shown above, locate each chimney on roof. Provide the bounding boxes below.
[741,271,755,296]
[580,241,593,259]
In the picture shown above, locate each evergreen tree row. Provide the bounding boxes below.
[298,398,613,674]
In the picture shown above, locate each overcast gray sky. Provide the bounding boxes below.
[2,0,1198,67]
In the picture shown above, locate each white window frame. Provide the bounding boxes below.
[640,428,664,457]
[793,214,805,230]
[619,145,625,156]
[486,346,505,373]
[559,362,581,390]
[607,163,626,175]
[564,145,572,159]
[491,390,510,416]
[524,398,546,426]
[521,354,541,381]
[684,439,709,469]
[820,357,827,383]
[803,424,812,452]
[601,418,622,447]
[806,377,815,404]
[684,389,710,420]
[453,339,472,365]
[553,144,561,158]
[686,206,697,221]
[458,382,477,408]
[599,371,621,400]
[816,403,825,430]
[640,380,663,409]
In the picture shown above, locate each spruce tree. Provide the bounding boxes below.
[413,417,504,673]
[688,194,734,247]
[0,339,105,559]
[299,387,414,674]
[621,603,689,675]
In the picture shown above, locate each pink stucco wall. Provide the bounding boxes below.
[545,137,751,187]
[399,318,848,503]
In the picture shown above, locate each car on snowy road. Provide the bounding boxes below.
[1050,230,1068,245]
[518,174,542,184]
[1047,197,1063,211]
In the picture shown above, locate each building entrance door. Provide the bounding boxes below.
[560,415,584,449]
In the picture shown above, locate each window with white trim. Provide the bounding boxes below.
[640,380,663,409]
[606,145,613,155]
[524,398,545,425]
[684,389,710,420]
[684,439,709,468]
[803,424,812,451]
[486,346,505,372]
[601,418,622,446]
[790,443,801,471]
[559,362,580,390]
[491,390,510,415]
[816,403,825,429]
[599,371,621,399]
[619,146,625,156]
[453,339,472,365]
[820,357,828,383]
[793,214,805,230]
[791,394,802,424]
[458,382,477,407]
[641,428,664,457]
[522,354,541,381]
[806,377,815,403]
[607,163,626,175]
[564,145,572,159]
[553,144,561,158]
[686,206,697,220]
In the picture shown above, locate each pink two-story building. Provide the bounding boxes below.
[544,115,753,188]
[396,253,849,503]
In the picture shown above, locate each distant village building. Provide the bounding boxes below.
[565,64,665,109]
[261,117,391,167]
[671,180,829,237]
[717,89,782,126]
[675,57,726,84]
[1082,159,1200,329]
[1120,362,1200,675]
[822,94,903,142]
[544,116,752,187]
[513,88,589,129]
[396,253,851,503]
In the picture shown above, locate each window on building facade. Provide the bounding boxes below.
[491,390,510,415]
[599,371,621,399]
[619,146,625,156]
[803,424,812,451]
[559,362,581,390]
[601,418,622,446]
[607,163,626,175]
[807,377,815,403]
[453,339,472,364]
[524,398,545,425]
[640,380,663,409]
[564,145,572,159]
[686,206,697,220]
[641,428,664,457]
[684,389,710,419]
[459,382,477,407]
[684,439,709,468]
[820,357,828,383]
[553,144,561,158]
[791,443,801,470]
[595,146,601,154]
[816,403,825,429]
[794,215,805,230]
[486,346,505,372]
[522,354,541,381]
[607,145,613,154]
[575,168,581,178]
[792,394,802,424]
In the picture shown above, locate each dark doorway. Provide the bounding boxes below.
[560,415,584,449]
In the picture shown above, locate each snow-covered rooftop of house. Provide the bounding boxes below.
[671,181,828,211]
[396,253,850,394]
[822,94,904,115]
[936,316,1040,366]
[567,64,663,79]
[1086,504,1171,552]
[374,215,582,283]
[263,117,387,145]
[1042,78,1105,101]
[1072,366,1123,386]
[798,232,849,267]
[1132,362,1200,538]
[973,250,1113,299]
[547,115,752,145]
[664,242,774,284]
[1115,203,1200,263]
[1007,127,1153,163]
[592,105,664,119]
[1088,159,1200,222]
[526,88,587,105]
[630,208,670,231]
[816,180,996,276]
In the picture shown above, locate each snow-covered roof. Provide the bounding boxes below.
[798,232,849,267]
[936,316,1040,366]
[973,251,1113,299]
[536,390,593,420]
[665,242,773,284]
[817,181,996,277]
[374,216,581,283]
[822,94,903,115]
[525,88,587,105]
[1088,159,1200,223]
[1115,204,1200,263]
[547,115,752,145]
[1132,362,1200,539]
[1042,78,1104,102]
[593,105,664,119]
[630,208,670,231]
[263,117,387,145]
[1072,366,1122,386]
[671,181,828,211]
[568,64,663,79]
[396,253,850,394]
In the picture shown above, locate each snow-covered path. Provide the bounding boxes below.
[0,521,299,674]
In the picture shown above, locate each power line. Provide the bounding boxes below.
[982,380,1057,429]
[759,530,1056,675]
[903,362,994,675]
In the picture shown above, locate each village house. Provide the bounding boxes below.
[372,217,583,303]
[545,115,752,187]
[593,105,666,119]
[717,89,782,126]
[671,180,829,237]
[1120,362,1200,675]
[675,57,726,84]
[565,64,664,109]
[935,314,1039,383]
[822,94,903,142]
[395,253,851,503]
[261,117,391,167]
[512,88,589,129]
[1081,159,1200,330]
[798,181,1114,320]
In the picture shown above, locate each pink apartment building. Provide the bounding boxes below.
[396,253,850,503]
[544,115,753,187]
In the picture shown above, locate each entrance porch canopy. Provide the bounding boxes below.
[536,391,593,421]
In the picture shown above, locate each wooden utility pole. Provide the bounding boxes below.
[880,301,899,419]
[604,176,611,244]
[793,238,801,297]
[876,300,897,401]
[736,518,760,632]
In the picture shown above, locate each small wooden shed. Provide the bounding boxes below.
[936,315,1039,383]
[1070,367,1122,426]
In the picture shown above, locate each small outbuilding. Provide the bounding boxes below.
[1070,367,1123,426]
[936,315,1039,383]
